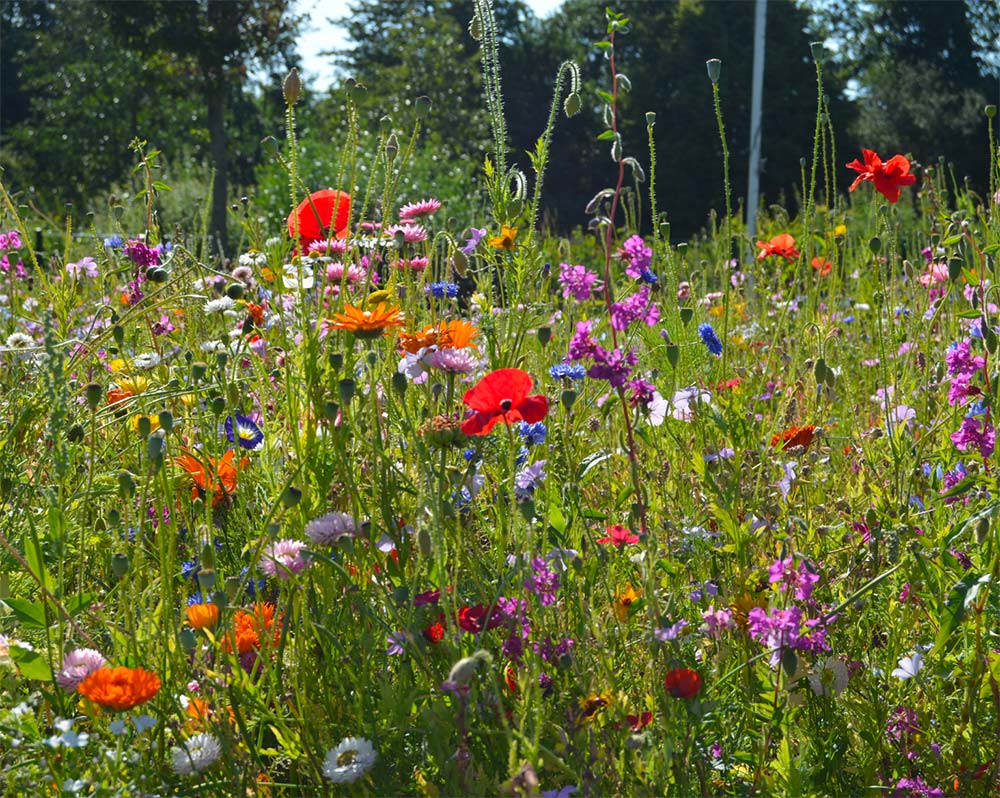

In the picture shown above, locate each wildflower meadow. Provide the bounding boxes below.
[1,2,1000,796]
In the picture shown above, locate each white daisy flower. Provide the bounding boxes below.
[322,736,377,784]
[131,352,161,370]
[238,250,267,267]
[204,296,236,315]
[170,732,222,775]
[5,332,35,349]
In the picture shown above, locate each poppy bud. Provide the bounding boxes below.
[385,134,399,162]
[118,471,135,499]
[84,382,103,411]
[281,486,302,508]
[67,424,85,443]
[137,415,151,438]
[147,267,168,283]
[561,389,576,411]
[453,249,468,275]
[210,396,226,415]
[976,516,990,545]
[191,361,208,381]
[323,401,339,421]
[645,111,656,127]
[508,198,523,217]
[215,352,228,372]
[226,282,244,300]
[705,58,722,83]
[564,92,581,117]
[146,431,165,465]
[197,568,216,591]
[418,526,432,557]
[537,326,551,346]
[338,378,356,405]
[178,628,197,651]
[986,105,997,119]
[415,95,431,118]
[329,352,343,372]
[392,372,407,396]
[111,553,130,579]
[158,410,173,433]
[810,41,825,62]
[868,236,881,255]
[113,325,124,348]
[283,68,301,106]
[659,221,670,240]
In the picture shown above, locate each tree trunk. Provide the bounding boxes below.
[207,82,228,256]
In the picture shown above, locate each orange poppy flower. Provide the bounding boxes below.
[398,319,479,354]
[770,425,816,450]
[756,234,800,262]
[811,257,832,277]
[78,666,161,711]
[226,603,280,655]
[846,149,916,203]
[186,602,220,630]
[287,189,351,249]
[327,302,405,339]
[175,449,248,507]
[488,225,518,250]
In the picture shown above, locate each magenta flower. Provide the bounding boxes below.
[768,556,820,600]
[950,417,995,457]
[558,263,599,302]
[619,235,652,277]
[524,558,559,606]
[260,539,310,579]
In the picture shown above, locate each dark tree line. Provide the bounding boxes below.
[2,0,997,247]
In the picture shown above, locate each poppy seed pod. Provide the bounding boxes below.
[283,68,301,106]
[706,59,722,83]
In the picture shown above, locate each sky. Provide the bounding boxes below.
[293,0,566,92]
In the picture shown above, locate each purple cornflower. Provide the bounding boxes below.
[259,539,309,579]
[558,263,599,302]
[610,286,659,331]
[698,322,723,356]
[768,556,820,600]
[524,558,560,606]
[619,235,651,277]
[306,512,358,546]
[56,648,107,691]
[950,417,995,458]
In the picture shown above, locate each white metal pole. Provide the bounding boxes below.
[747,0,767,249]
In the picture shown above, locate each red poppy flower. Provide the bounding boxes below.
[460,368,549,436]
[596,524,640,547]
[846,149,916,203]
[811,257,832,277]
[422,614,445,644]
[626,711,653,731]
[756,234,800,262]
[287,189,352,249]
[664,667,702,699]
[457,603,503,634]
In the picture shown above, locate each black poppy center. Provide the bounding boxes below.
[499,398,513,412]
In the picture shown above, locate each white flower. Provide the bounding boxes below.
[204,296,236,315]
[809,656,849,697]
[170,732,222,775]
[131,352,161,370]
[322,737,377,784]
[671,386,711,421]
[200,340,227,354]
[5,332,34,349]
[282,263,314,291]
[892,651,923,680]
[238,250,266,267]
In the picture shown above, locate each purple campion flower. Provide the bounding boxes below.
[701,605,735,637]
[461,227,486,254]
[124,239,160,268]
[747,606,830,668]
[306,512,358,546]
[892,777,942,798]
[950,417,995,458]
[628,378,656,409]
[946,340,985,377]
[56,648,107,691]
[587,347,638,388]
[558,263,599,301]
[619,234,652,277]
[497,596,531,663]
[768,556,820,600]
[610,286,659,331]
[260,539,309,579]
[567,320,598,361]
[533,636,574,663]
[524,558,559,606]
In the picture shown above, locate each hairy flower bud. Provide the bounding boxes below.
[706,58,722,83]
[283,68,302,106]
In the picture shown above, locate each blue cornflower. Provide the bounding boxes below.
[187,591,206,606]
[519,421,548,445]
[639,269,658,286]
[698,322,723,356]
[515,445,530,466]
[550,363,586,381]
[181,560,199,581]
[225,413,264,450]
[427,281,459,299]
[966,400,988,417]
[103,235,123,249]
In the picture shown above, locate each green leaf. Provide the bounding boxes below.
[65,592,95,616]
[26,533,53,592]
[577,451,613,482]
[941,233,963,246]
[151,180,172,192]
[548,506,568,535]
[934,572,992,654]
[597,130,616,141]
[666,345,679,369]
[9,646,51,681]
[3,598,48,628]
[596,90,614,105]
[983,243,1000,256]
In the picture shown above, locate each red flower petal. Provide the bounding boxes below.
[287,189,352,244]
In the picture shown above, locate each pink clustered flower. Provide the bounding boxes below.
[610,286,659,331]
[950,417,994,458]
[56,648,107,691]
[565,320,639,389]
[260,539,310,579]
[124,239,161,268]
[768,556,820,600]
[619,234,651,278]
[523,558,560,607]
[558,263,599,302]
[747,606,830,668]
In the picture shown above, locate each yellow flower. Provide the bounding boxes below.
[488,225,518,250]
[613,584,642,622]
[578,691,612,724]
[130,414,161,434]
[833,224,847,237]
[109,358,127,373]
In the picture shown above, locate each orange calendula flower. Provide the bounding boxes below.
[246,302,266,327]
[770,425,817,450]
[186,602,220,631]
[327,302,405,339]
[398,319,479,354]
[756,234,800,262]
[107,376,149,407]
[613,584,642,622]
[175,449,247,507]
[226,603,280,655]
[488,225,518,250]
[78,666,161,711]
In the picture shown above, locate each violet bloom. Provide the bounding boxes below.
[515,460,547,500]
[587,347,639,388]
[124,239,161,268]
[386,632,407,656]
[945,340,985,376]
[66,257,99,278]
[701,605,735,637]
[524,557,559,606]
[497,596,531,663]
[950,417,995,458]
[461,227,487,255]
[654,619,688,641]
[619,235,652,277]
[610,286,659,331]
[426,347,479,375]
[566,320,598,361]
[56,648,107,691]
[892,777,942,798]
[260,539,309,579]
[558,263,599,302]
[768,556,820,600]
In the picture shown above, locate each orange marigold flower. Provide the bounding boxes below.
[78,666,161,711]
[327,302,405,339]
[756,234,800,262]
[398,319,479,354]
[488,225,518,250]
[175,449,247,507]
[770,424,817,450]
[186,602,220,631]
[226,603,280,655]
